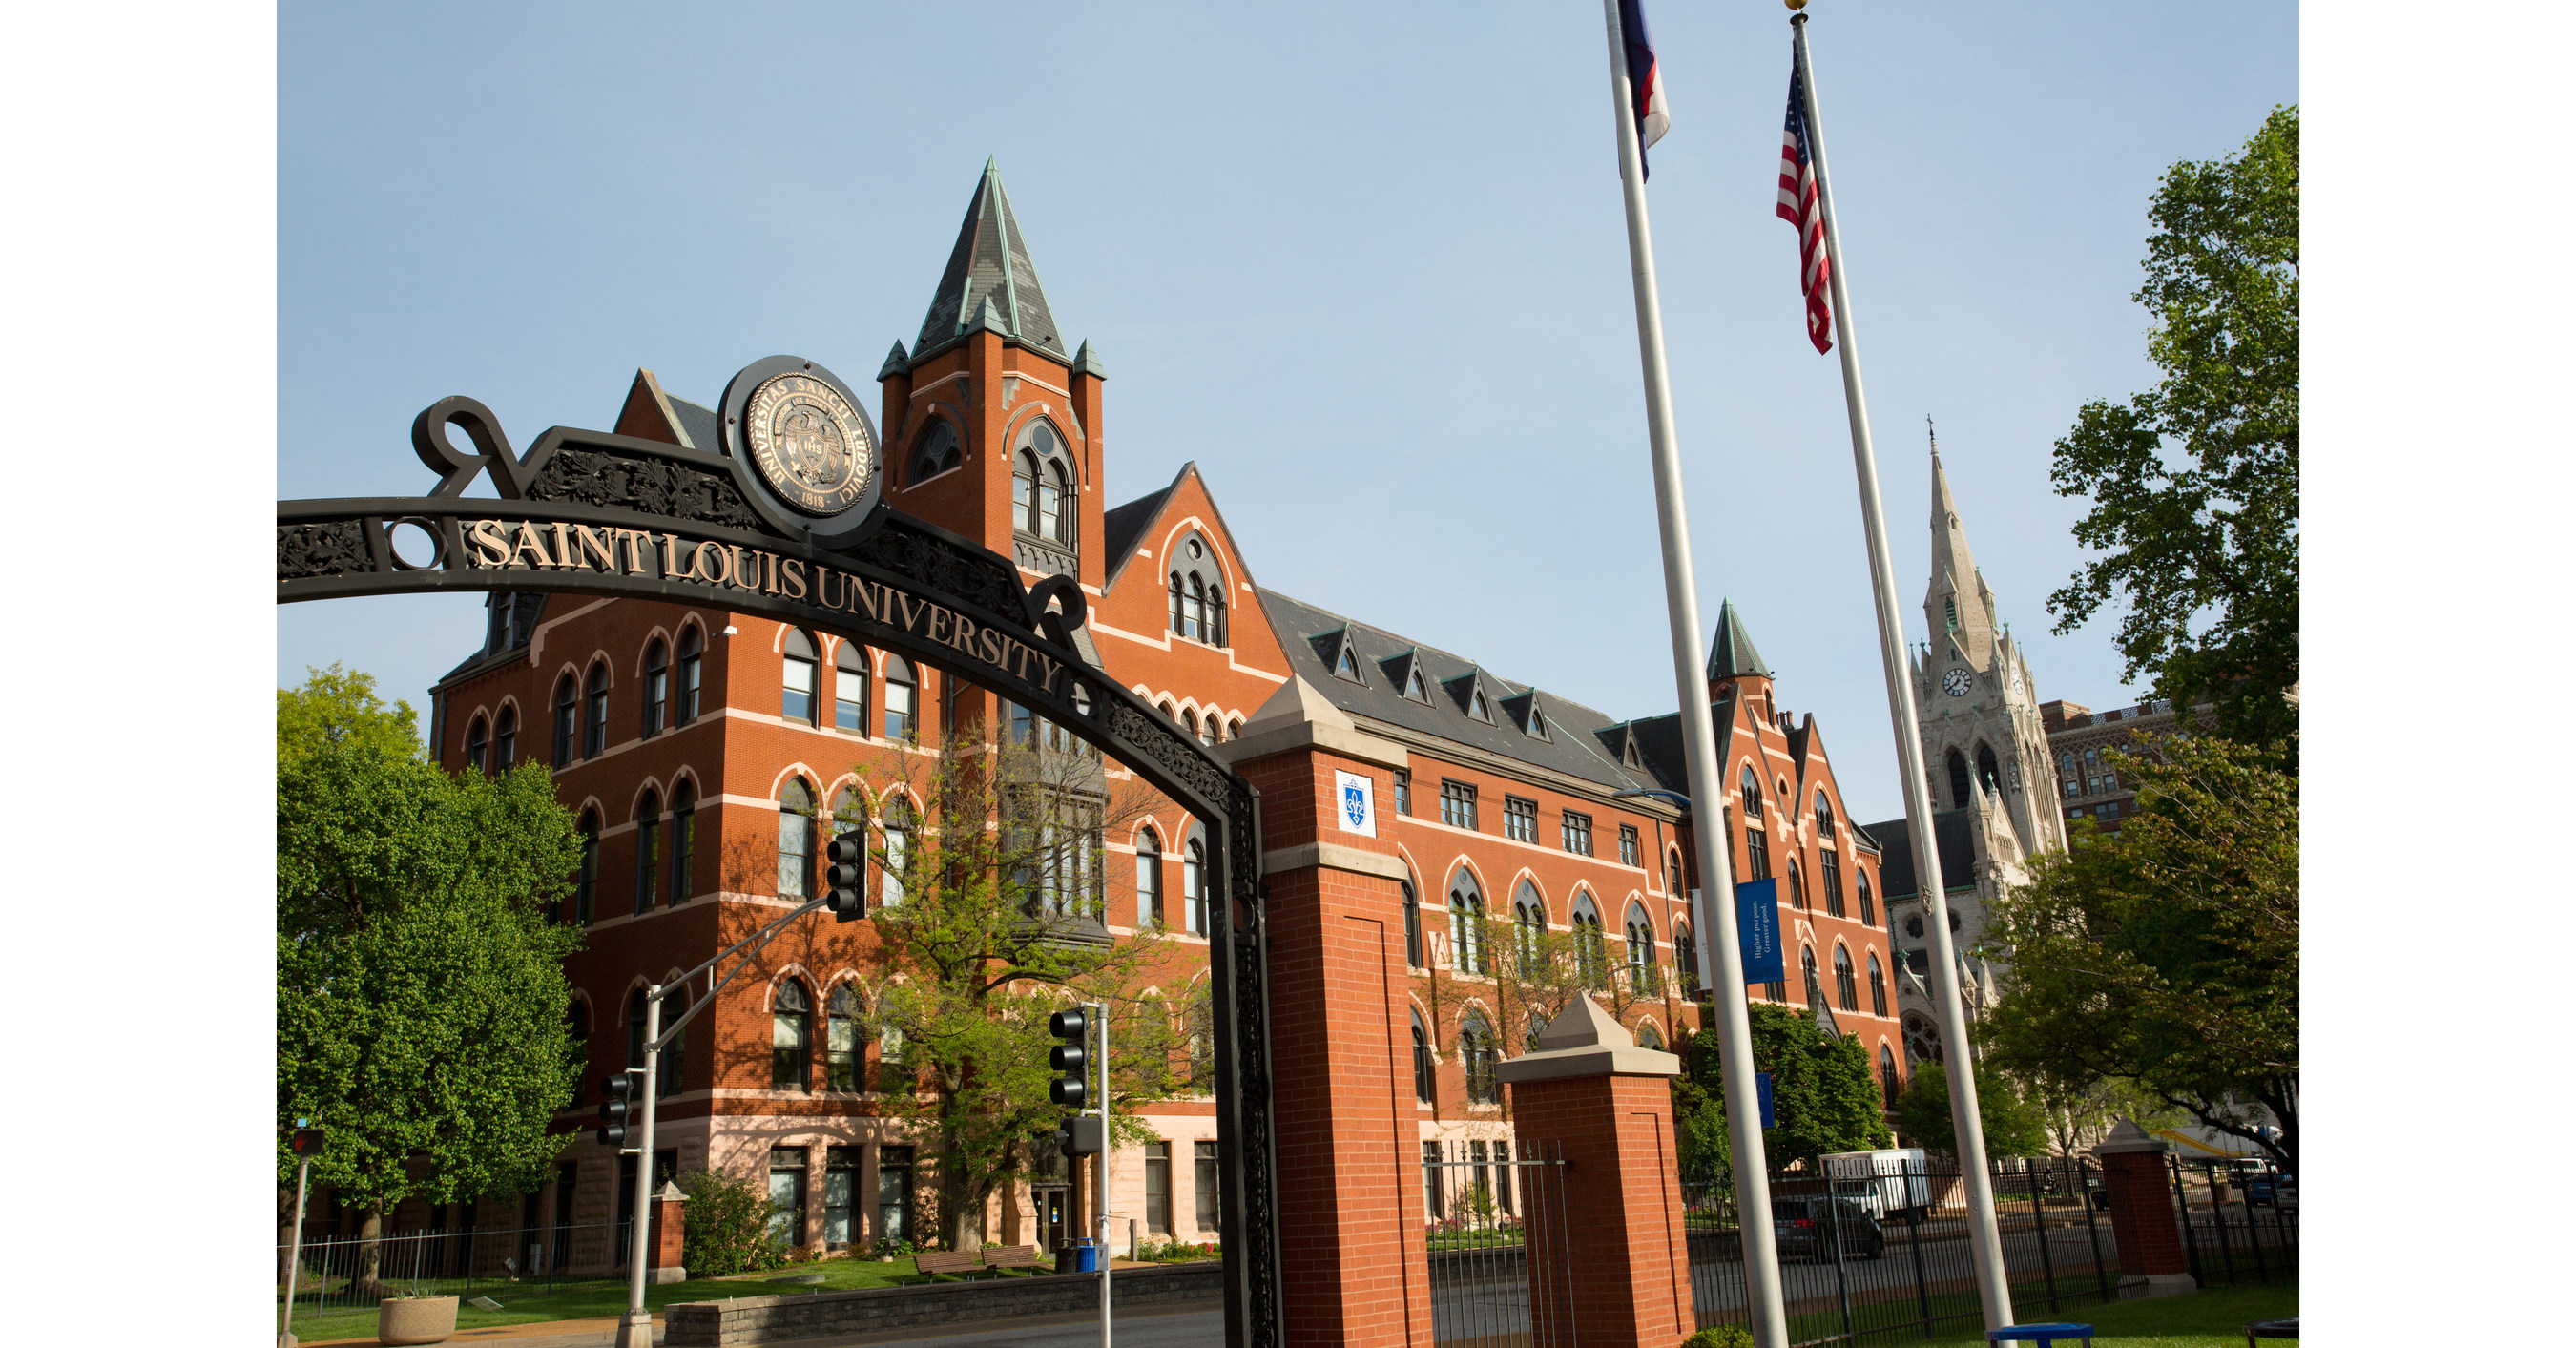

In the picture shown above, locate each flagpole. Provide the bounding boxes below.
[1599,4,1790,1346]
[1790,10,2015,1332]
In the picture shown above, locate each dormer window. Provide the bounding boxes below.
[1527,707,1548,740]
[1335,645,1360,680]
[1404,667,1427,701]
[1468,687,1489,721]
[1011,419,1073,545]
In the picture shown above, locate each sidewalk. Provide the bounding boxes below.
[299,1317,657,1348]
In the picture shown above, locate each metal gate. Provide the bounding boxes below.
[1423,1140,1568,1348]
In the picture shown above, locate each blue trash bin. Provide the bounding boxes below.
[1073,1240,1101,1273]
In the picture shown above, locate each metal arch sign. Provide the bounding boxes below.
[275,368,1283,1348]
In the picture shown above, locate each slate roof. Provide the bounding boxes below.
[1706,599,1773,679]
[667,395,720,454]
[433,592,549,691]
[911,159,1068,363]
[1256,590,1669,795]
[1859,810,1978,900]
[1101,470,1182,587]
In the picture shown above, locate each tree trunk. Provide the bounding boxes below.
[352,1206,388,1299]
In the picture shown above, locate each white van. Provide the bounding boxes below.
[1818,1149,1932,1221]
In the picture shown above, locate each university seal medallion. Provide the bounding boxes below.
[744,371,874,516]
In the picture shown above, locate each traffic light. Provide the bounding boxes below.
[598,1071,639,1148]
[1056,1113,1102,1158]
[825,831,867,923]
[288,1128,326,1160]
[1049,1008,1088,1110]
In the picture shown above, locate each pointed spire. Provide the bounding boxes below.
[914,158,1068,362]
[1706,599,1774,680]
[1072,339,1108,379]
[878,341,910,381]
[1925,430,1997,669]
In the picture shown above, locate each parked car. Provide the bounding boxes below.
[2243,1175,2298,1209]
[1772,1195,1884,1261]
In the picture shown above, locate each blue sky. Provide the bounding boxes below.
[277,1,2297,823]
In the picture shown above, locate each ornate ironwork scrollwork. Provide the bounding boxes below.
[848,526,1027,619]
[527,447,764,530]
[277,521,368,580]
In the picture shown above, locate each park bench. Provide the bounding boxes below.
[1988,1326,2093,1347]
[912,1249,985,1283]
[2244,1318,2298,1344]
[984,1244,1050,1275]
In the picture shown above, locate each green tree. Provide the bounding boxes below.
[1891,1063,2048,1162]
[2048,106,2299,750]
[276,670,584,1293]
[854,728,1179,1250]
[277,662,420,768]
[1976,733,2297,1172]
[677,1168,788,1276]
[1673,1004,1892,1179]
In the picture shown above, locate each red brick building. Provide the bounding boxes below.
[330,163,1911,1265]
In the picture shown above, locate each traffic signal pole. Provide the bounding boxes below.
[1093,1001,1110,1348]
[615,891,832,1348]
[615,989,662,1348]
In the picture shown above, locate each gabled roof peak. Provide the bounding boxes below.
[915,159,1068,363]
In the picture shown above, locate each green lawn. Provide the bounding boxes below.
[280,1253,1001,1343]
[1910,1280,2297,1346]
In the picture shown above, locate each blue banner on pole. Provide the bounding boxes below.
[1756,1071,1776,1129]
[1735,877,1783,985]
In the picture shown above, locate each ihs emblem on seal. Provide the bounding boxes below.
[745,373,874,516]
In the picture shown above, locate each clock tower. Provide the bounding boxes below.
[1910,436,2064,853]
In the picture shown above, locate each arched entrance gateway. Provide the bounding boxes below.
[277,360,1283,1346]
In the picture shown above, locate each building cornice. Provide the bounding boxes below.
[1349,714,1683,822]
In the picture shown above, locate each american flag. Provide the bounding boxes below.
[1620,0,1670,177]
[1777,64,1833,354]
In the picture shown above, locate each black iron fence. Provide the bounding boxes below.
[277,1219,634,1317]
[2170,1155,2299,1290]
[1423,1140,1568,1348]
[1682,1156,2133,1346]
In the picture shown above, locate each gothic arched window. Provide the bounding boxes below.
[1449,870,1487,975]
[643,639,668,736]
[1459,1010,1498,1104]
[1880,1045,1901,1110]
[1859,872,1877,927]
[1411,1010,1434,1104]
[1012,420,1073,544]
[1800,944,1821,1005]
[1571,895,1606,991]
[778,778,815,900]
[1821,850,1845,918]
[1137,828,1164,928]
[669,780,696,904]
[1402,880,1423,968]
[1625,903,1658,995]
[1514,881,1546,966]
[1976,744,2003,798]
[634,789,661,917]
[826,985,866,1089]
[676,627,702,723]
[493,705,516,767]
[910,419,960,484]
[465,715,488,773]
[1167,534,1227,645]
[883,655,918,741]
[572,809,599,924]
[1946,749,1972,810]
[1673,920,1699,993]
[1867,951,1888,1016]
[1788,861,1806,911]
[552,675,578,767]
[1834,944,1859,1012]
[1739,766,1770,881]
[1815,791,1836,842]
[834,642,868,732]
[583,662,608,758]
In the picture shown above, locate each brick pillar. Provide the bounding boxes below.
[1497,997,1691,1348]
[2094,1118,2194,1299]
[1216,677,1430,1348]
[648,1183,687,1285]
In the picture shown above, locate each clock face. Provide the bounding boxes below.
[1942,667,1972,697]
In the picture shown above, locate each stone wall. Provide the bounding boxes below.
[664,1261,1224,1347]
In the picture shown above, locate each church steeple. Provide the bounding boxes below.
[912,158,1069,363]
[1924,425,1999,671]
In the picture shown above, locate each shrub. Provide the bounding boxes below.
[678,1169,789,1277]
[1682,1327,1755,1348]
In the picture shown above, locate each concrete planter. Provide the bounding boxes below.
[377,1295,459,1345]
